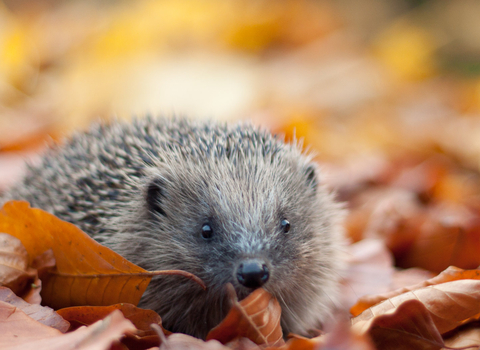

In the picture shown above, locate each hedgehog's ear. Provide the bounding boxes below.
[146,177,167,217]
[304,165,318,194]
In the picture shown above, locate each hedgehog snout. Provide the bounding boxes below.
[235,258,269,289]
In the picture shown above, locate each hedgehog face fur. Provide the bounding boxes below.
[1,117,345,339]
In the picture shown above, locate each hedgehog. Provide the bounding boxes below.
[0,117,345,339]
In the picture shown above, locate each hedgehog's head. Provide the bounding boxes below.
[113,124,344,338]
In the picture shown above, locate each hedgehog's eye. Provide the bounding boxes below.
[201,223,214,240]
[281,219,291,233]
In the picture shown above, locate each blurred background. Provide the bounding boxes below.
[2,0,480,283]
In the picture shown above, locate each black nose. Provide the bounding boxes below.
[236,259,269,289]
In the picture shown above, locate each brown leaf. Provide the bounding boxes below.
[0,232,36,295]
[397,204,480,273]
[0,286,69,332]
[348,187,424,256]
[363,299,445,350]
[1,306,136,350]
[0,201,204,310]
[351,266,479,316]
[352,280,480,335]
[340,239,394,309]
[0,300,62,348]
[320,321,375,350]
[339,156,480,273]
[444,323,480,349]
[57,303,167,335]
[58,303,168,350]
[206,284,284,347]
[390,267,434,291]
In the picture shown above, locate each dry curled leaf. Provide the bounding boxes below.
[0,300,63,349]
[364,299,445,350]
[206,284,284,347]
[444,324,480,349]
[58,303,168,350]
[1,307,136,350]
[0,201,204,310]
[57,303,164,334]
[351,266,480,316]
[352,279,480,335]
[59,302,169,348]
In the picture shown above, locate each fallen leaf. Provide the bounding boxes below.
[0,286,69,332]
[390,267,434,291]
[346,183,480,273]
[206,284,284,347]
[351,187,424,256]
[372,19,437,81]
[57,303,166,335]
[351,266,480,316]
[444,324,480,349]
[397,204,480,272]
[364,299,445,350]
[0,201,204,309]
[352,279,480,335]
[58,303,168,350]
[320,320,375,350]
[340,239,394,309]
[1,307,136,350]
[280,335,325,350]
[0,232,36,295]
[0,300,62,348]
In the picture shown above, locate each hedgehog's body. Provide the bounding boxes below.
[1,117,344,338]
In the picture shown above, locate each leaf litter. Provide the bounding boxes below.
[2,1,480,349]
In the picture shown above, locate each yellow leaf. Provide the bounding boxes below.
[372,20,437,81]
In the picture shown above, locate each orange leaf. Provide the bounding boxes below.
[206,284,284,346]
[0,201,150,309]
[351,266,480,316]
[0,201,204,310]
[352,279,480,335]
[281,334,325,350]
